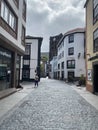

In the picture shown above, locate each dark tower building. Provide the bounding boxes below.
[49,33,63,62]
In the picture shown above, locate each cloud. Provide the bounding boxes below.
[26,0,86,52]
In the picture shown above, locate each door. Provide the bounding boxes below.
[93,65,98,93]
[22,69,30,81]
[68,71,74,82]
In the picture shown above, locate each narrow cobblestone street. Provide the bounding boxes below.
[0,78,98,130]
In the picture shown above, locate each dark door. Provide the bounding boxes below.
[93,65,98,93]
[68,71,74,82]
[61,71,64,80]
[22,69,30,81]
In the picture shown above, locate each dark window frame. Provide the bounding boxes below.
[1,0,18,32]
[58,64,60,69]
[25,44,31,55]
[93,0,98,24]
[23,59,30,66]
[67,60,75,69]
[61,62,64,69]
[68,47,74,55]
[22,0,26,21]
[21,25,26,46]
[68,34,74,43]
[93,28,98,52]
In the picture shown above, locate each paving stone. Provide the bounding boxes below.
[0,79,98,130]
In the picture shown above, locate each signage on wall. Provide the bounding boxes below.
[87,69,92,81]
[0,50,11,58]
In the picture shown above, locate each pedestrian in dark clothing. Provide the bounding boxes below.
[34,74,39,87]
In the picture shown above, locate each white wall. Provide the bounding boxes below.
[50,56,58,79]
[57,41,65,78]
[58,32,86,80]
[26,39,38,79]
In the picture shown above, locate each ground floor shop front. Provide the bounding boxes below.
[0,40,22,98]
[86,58,98,94]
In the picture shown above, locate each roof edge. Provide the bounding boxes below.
[57,28,85,47]
[26,35,43,40]
[84,0,89,8]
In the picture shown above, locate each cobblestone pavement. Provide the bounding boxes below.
[0,78,98,130]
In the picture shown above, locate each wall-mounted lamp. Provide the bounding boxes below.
[78,53,81,58]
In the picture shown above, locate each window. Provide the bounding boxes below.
[23,60,30,65]
[62,51,64,57]
[61,62,64,69]
[67,60,75,69]
[22,0,26,21]
[69,34,74,43]
[58,64,60,69]
[25,45,31,55]
[21,25,25,46]
[1,0,17,31]
[93,0,98,24]
[0,47,12,91]
[94,28,98,52]
[68,47,74,55]
[9,12,17,31]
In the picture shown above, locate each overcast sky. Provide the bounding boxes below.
[26,0,86,52]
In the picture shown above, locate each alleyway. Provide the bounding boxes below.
[0,78,98,130]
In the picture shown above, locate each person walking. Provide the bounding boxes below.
[34,74,39,87]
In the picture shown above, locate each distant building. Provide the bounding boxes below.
[41,52,49,77]
[21,36,43,81]
[0,0,27,98]
[49,33,63,62]
[85,0,98,93]
[49,56,58,79]
[57,28,86,81]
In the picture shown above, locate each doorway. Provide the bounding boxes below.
[22,69,30,81]
[93,64,98,93]
[68,71,74,82]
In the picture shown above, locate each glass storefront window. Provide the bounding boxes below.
[0,47,12,91]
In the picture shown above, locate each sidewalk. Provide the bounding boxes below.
[71,85,98,110]
[0,82,34,118]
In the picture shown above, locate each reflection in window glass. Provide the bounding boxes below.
[4,6,9,22]
[0,47,12,91]
[1,1,4,17]
[1,0,17,31]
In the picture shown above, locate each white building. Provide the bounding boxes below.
[0,0,27,98]
[20,36,43,81]
[49,56,58,79]
[57,28,86,81]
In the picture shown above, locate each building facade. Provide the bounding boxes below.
[85,0,98,93]
[49,56,58,79]
[57,28,86,81]
[0,0,26,97]
[41,52,49,77]
[20,36,43,81]
[49,33,63,62]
